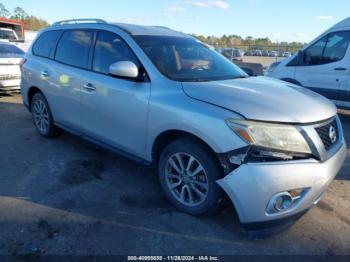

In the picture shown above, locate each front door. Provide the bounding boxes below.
[79,30,151,158]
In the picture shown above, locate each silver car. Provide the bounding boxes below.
[0,41,24,92]
[20,19,346,235]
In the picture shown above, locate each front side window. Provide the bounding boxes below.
[55,30,94,68]
[93,31,140,74]
[133,35,247,82]
[33,30,63,58]
[303,31,350,66]
[304,36,327,65]
[322,31,350,63]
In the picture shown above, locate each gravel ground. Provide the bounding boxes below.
[0,94,349,257]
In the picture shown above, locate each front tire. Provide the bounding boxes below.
[158,138,224,215]
[31,92,61,138]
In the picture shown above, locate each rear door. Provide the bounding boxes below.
[51,29,95,130]
[295,31,350,105]
[79,30,151,158]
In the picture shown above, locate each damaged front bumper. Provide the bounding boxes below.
[216,141,346,230]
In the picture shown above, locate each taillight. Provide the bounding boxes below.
[19,58,27,71]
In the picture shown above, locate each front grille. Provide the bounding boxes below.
[315,118,338,151]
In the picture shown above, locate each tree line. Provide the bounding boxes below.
[193,34,306,52]
[0,3,49,31]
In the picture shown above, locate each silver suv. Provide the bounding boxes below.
[21,19,346,234]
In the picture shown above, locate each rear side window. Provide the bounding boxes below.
[33,30,62,58]
[55,30,94,69]
[92,31,140,74]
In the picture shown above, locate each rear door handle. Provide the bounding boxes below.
[41,70,49,77]
[334,67,347,71]
[83,83,96,91]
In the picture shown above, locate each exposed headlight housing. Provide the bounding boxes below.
[226,119,311,154]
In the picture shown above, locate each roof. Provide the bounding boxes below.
[50,19,193,38]
[330,17,350,30]
[111,23,191,37]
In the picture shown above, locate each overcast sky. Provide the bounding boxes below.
[2,0,349,42]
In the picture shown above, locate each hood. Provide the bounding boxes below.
[182,76,336,123]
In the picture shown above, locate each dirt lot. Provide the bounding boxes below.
[0,94,349,257]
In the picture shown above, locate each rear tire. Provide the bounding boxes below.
[158,137,224,215]
[31,92,61,138]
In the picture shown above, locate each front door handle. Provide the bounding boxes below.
[41,70,49,77]
[334,67,347,71]
[83,83,96,91]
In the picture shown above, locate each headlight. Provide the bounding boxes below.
[226,119,311,154]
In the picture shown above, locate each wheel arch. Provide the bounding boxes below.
[27,86,43,111]
[151,129,222,170]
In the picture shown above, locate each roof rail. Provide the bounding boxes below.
[52,18,107,26]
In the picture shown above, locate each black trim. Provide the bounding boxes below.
[242,208,310,239]
[280,78,302,86]
[55,122,152,166]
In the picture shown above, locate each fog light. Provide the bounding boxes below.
[273,193,293,211]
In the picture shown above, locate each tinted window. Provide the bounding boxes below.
[55,30,94,68]
[0,43,24,58]
[33,30,62,58]
[304,36,327,65]
[322,31,350,63]
[134,35,247,82]
[93,31,139,74]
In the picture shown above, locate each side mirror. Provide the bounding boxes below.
[297,50,304,65]
[109,61,139,79]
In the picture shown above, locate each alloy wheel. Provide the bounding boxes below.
[164,152,209,207]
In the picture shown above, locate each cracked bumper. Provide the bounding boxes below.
[217,141,346,225]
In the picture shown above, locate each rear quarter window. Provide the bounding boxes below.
[32,30,63,58]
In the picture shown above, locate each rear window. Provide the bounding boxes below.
[0,29,17,40]
[55,30,94,69]
[0,43,24,58]
[33,30,63,58]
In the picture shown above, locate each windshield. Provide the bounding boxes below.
[133,35,247,82]
[0,44,24,58]
[0,29,17,40]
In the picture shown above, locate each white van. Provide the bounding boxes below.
[266,17,350,110]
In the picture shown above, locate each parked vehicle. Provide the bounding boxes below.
[220,48,243,62]
[0,41,24,92]
[262,50,269,56]
[0,17,25,42]
[253,50,263,56]
[244,50,254,56]
[267,17,350,110]
[21,19,346,235]
[0,28,19,41]
[282,52,292,57]
[269,51,278,57]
